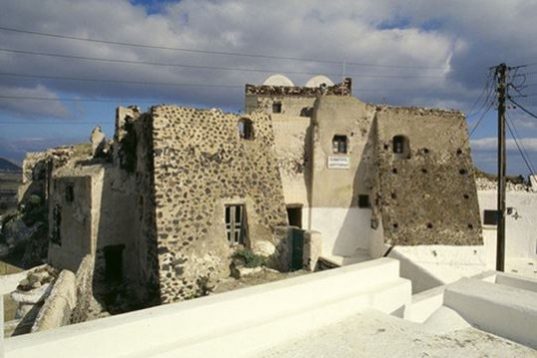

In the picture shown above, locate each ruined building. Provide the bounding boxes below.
[18,75,482,308]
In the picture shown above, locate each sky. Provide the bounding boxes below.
[1,0,537,176]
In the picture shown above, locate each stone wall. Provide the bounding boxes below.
[374,107,482,246]
[150,106,288,303]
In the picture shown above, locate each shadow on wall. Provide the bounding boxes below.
[331,118,382,260]
[91,162,160,316]
[304,121,314,220]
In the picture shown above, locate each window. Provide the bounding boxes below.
[238,118,254,140]
[393,135,410,159]
[358,195,371,208]
[332,135,348,154]
[484,210,498,226]
[51,205,62,245]
[226,205,247,245]
[65,184,74,202]
[272,102,282,113]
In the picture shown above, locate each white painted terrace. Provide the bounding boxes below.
[2,258,537,357]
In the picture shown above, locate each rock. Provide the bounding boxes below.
[90,126,107,157]
[0,243,9,258]
[253,240,276,256]
[12,283,52,304]
[236,266,264,278]
[3,215,39,249]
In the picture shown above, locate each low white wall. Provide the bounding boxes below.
[478,190,537,259]
[403,285,445,323]
[389,246,488,293]
[310,207,383,260]
[495,272,537,293]
[5,258,411,358]
[445,278,537,348]
[1,295,4,358]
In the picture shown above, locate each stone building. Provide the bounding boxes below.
[18,75,482,308]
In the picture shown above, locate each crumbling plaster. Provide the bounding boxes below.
[150,106,288,303]
[374,107,482,246]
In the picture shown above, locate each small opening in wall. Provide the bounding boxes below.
[287,205,302,228]
[391,192,397,200]
[238,118,254,140]
[456,148,463,155]
[393,223,399,229]
[459,168,468,175]
[225,205,248,245]
[332,135,348,154]
[427,223,433,229]
[393,135,410,159]
[358,195,371,208]
[484,210,499,225]
[384,144,389,150]
[272,102,282,113]
[423,148,430,154]
[421,168,428,174]
[463,194,470,199]
[65,184,74,202]
[51,205,62,246]
[468,223,474,229]
[392,168,398,174]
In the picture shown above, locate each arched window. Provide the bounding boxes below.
[392,135,410,159]
[238,118,254,140]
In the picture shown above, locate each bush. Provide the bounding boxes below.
[233,249,267,268]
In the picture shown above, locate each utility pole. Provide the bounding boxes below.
[495,63,508,272]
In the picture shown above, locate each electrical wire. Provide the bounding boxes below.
[0,25,448,70]
[0,48,449,79]
[506,115,536,175]
[509,97,537,120]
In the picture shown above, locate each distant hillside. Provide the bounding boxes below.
[0,158,21,172]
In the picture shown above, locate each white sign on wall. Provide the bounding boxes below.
[327,156,350,169]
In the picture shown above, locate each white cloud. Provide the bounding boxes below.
[471,137,537,151]
[0,84,69,118]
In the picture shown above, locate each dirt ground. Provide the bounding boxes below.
[212,268,308,295]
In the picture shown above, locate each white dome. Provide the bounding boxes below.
[263,74,294,87]
[305,75,334,88]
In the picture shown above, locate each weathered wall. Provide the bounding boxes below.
[271,114,311,209]
[478,190,537,260]
[246,96,317,117]
[308,96,381,259]
[374,107,482,246]
[48,174,96,272]
[150,106,288,303]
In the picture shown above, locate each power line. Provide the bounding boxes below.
[0,25,448,70]
[0,72,244,88]
[506,115,536,175]
[509,97,537,120]
[0,95,174,103]
[0,48,448,79]
[469,100,494,138]
[467,70,495,117]
[0,71,441,93]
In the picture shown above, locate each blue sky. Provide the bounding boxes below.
[1,0,537,176]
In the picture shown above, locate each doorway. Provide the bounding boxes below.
[287,205,303,228]
[104,245,125,284]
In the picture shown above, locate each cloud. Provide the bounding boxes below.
[471,137,537,152]
[1,0,537,173]
[0,84,69,118]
